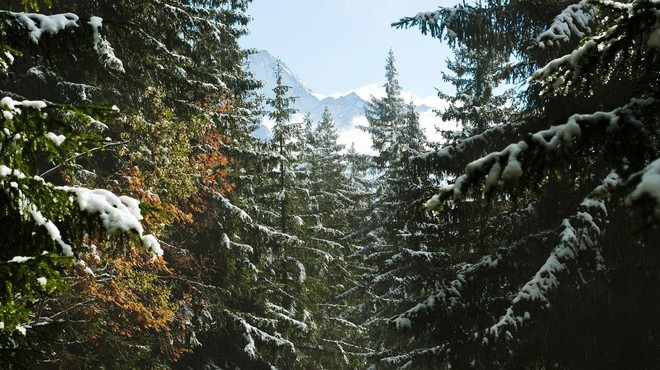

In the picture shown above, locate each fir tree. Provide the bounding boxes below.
[379,1,660,368]
[357,51,449,365]
[1,1,261,367]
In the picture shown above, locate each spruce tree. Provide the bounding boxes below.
[358,51,451,366]
[1,1,262,367]
[377,1,660,368]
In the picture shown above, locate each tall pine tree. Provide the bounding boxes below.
[377,1,660,368]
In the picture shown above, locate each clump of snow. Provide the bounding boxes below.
[15,324,27,336]
[8,256,34,263]
[423,194,442,211]
[627,158,660,219]
[46,132,66,146]
[87,16,125,73]
[535,1,595,48]
[2,97,48,119]
[37,277,47,286]
[0,96,16,109]
[11,12,79,44]
[88,15,102,30]
[501,142,527,180]
[67,188,143,233]
[76,259,95,276]
[531,118,581,150]
[1,51,15,72]
[18,100,46,110]
[295,259,306,283]
[394,316,412,329]
[62,187,162,256]
[141,234,163,257]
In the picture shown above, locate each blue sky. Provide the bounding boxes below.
[241,0,454,104]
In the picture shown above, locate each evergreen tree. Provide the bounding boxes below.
[357,51,449,365]
[438,44,517,141]
[0,51,162,370]
[377,1,660,368]
[295,107,369,368]
[1,0,261,367]
[266,60,299,235]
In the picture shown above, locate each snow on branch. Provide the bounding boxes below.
[391,228,555,330]
[7,11,79,44]
[87,16,125,73]
[392,6,472,40]
[530,39,597,85]
[534,0,596,48]
[1,165,160,257]
[228,311,296,359]
[424,98,653,210]
[1,165,73,256]
[380,345,445,369]
[62,187,163,257]
[626,157,660,219]
[212,192,253,222]
[410,123,524,173]
[531,0,660,92]
[266,303,309,332]
[386,248,451,267]
[485,172,618,341]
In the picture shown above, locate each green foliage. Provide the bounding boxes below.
[377,1,660,368]
[0,94,162,369]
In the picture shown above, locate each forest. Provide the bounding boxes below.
[0,0,659,369]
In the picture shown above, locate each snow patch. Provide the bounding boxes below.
[8,256,34,263]
[535,1,595,48]
[12,12,79,44]
[62,187,162,256]
[627,158,660,219]
[88,16,125,73]
[46,132,66,146]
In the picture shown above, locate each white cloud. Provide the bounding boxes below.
[260,116,276,131]
[338,116,375,155]
[318,84,448,110]
[419,109,458,143]
[264,86,461,154]
[337,113,461,154]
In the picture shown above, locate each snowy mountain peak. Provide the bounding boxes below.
[249,50,315,98]
[247,50,367,131]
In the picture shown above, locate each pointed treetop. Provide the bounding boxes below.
[385,48,403,99]
[267,60,297,125]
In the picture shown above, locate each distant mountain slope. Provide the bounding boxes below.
[245,50,445,150]
[246,50,367,131]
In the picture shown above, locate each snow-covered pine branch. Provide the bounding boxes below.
[424,97,658,209]
[484,172,618,342]
[534,0,596,48]
[625,157,660,219]
[531,0,660,94]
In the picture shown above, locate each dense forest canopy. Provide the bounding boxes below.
[0,0,658,369]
